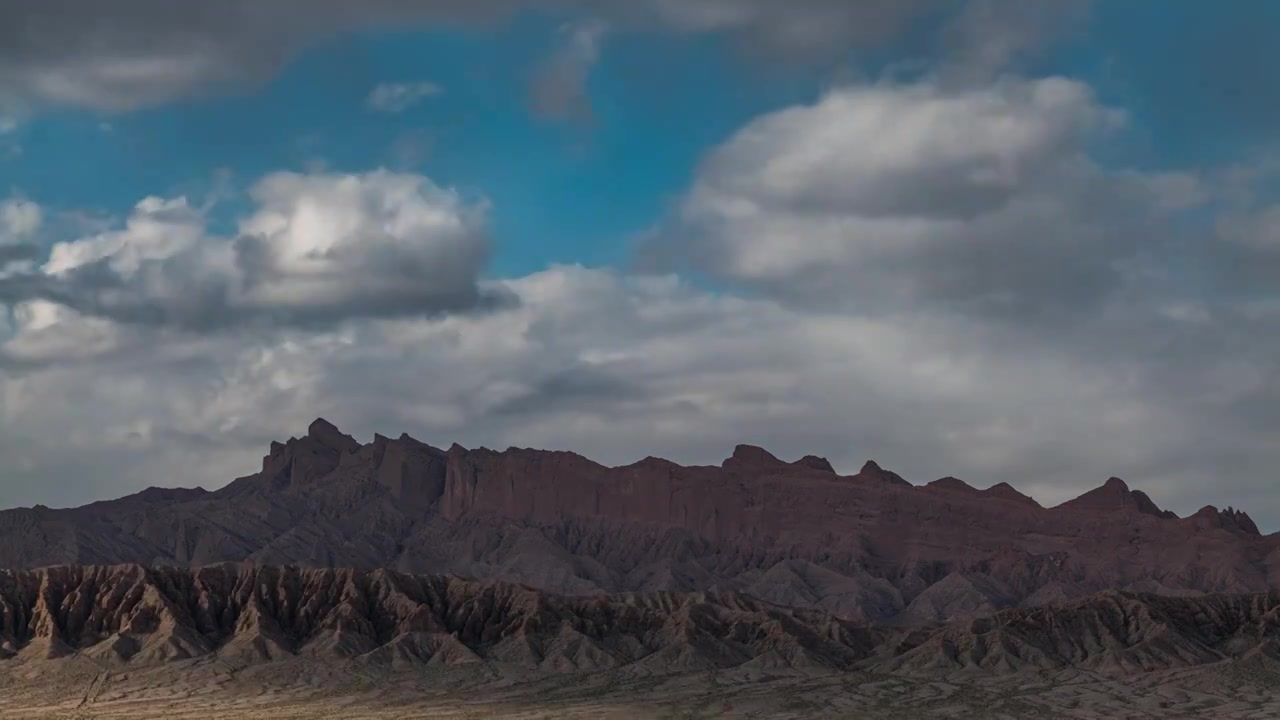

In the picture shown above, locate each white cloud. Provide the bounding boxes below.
[44,195,204,272]
[4,170,496,329]
[690,78,1117,222]
[662,77,1194,326]
[365,82,443,113]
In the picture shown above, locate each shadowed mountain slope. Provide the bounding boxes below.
[2,565,1280,680]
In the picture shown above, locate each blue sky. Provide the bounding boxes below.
[4,1,1280,528]
[4,1,1275,275]
[3,16,822,276]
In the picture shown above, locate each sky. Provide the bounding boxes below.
[2,1,1280,528]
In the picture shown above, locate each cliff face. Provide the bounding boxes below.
[0,419,1276,625]
[3,564,1280,679]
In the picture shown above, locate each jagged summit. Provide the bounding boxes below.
[1055,475,1177,519]
[794,455,836,473]
[1193,505,1261,535]
[722,444,786,469]
[1103,476,1129,491]
[307,417,360,453]
[856,460,912,487]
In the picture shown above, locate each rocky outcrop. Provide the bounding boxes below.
[3,565,1280,680]
[0,419,1274,626]
[1056,476,1181,520]
[879,589,1280,675]
[0,565,882,672]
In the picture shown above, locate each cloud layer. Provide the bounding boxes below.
[4,259,1277,528]
[0,0,1069,117]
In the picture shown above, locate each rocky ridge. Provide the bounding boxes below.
[2,565,1280,679]
[0,419,1276,626]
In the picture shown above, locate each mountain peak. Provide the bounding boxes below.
[1103,476,1129,491]
[984,482,1041,506]
[857,460,911,487]
[1193,505,1261,535]
[1058,476,1180,520]
[307,418,359,454]
[722,444,785,470]
[928,476,977,494]
[308,416,340,435]
[793,455,835,473]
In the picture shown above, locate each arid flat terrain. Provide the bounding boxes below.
[4,655,1280,719]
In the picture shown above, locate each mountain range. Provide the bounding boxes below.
[1,418,1274,625]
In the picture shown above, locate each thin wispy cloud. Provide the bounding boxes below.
[529,19,608,122]
[365,82,444,113]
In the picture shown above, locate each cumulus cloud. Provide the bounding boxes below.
[655,77,1204,328]
[0,170,500,330]
[365,82,443,113]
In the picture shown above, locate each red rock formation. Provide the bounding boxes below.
[0,419,1274,626]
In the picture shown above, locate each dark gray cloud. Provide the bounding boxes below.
[0,0,516,115]
[599,0,935,60]
[0,242,37,267]
[0,0,1080,117]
